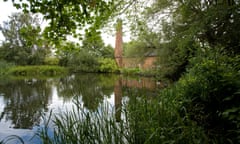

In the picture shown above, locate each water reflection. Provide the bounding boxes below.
[57,74,117,110]
[0,79,51,129]
[0,74,159,141]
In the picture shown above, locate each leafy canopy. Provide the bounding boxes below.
[125,0,240,79]
[4,0,119,41]
[0,12,50,65]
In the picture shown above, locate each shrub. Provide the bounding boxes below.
[98,58,119,73]
[176,52,240,143]
[0,60,15,75]
[120,68,141,75]
[44,57,59,65]
[68,52,100,73]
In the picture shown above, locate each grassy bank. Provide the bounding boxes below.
[6,65,68,77]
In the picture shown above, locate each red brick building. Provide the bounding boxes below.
[114,20,157,70]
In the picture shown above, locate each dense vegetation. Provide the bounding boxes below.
[0,0,240,143]
[0,12,118,75]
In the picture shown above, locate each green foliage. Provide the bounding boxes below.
[55,41,80,66]
[122,0,240,80]
[44,57,59,65]
[120,68,141,75]
[68,51,100,73]
[0,12,50,65]
[123,41,146,57]
[67,49,116,73]
[8,65,68,76]
[119,68,157,77]
[82,31,114,58]
[5,0,117,41]
[0,60,15,76]
[98,58,118,73]
[101,45,114,58]
[176,50,240,143]
[125,88,206,144]
[55,34,114,70]
[35,86,207,144]
[38,103,129,144]
[115,18,123,31]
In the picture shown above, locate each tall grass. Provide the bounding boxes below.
[37,102,130,144]
[125,87,207,144]
[34,88,206,144]
[0,85,208,144]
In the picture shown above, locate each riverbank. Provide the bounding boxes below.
[0,65,68,77]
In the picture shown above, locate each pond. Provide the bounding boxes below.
[0,73,160,143]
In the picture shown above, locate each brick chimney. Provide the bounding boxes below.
[114,19,123,67]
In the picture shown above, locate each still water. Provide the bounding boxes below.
[0,73,159,143]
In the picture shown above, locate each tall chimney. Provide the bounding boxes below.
[114,19,123,67]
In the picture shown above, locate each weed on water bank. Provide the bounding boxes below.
[0,86,208,144]
[0,60,15,76]
[7,65,68,76]
[34,90,207,144]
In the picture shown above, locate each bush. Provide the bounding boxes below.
[68,52,100,73]
[44,57,59,65]
[120,68,141,75]
[176,52,240,143]
[0,60,15,75]
[98,58,119,73]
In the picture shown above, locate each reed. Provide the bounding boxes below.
[35,88,206,144]
[37,102,130,144]
[0,86,207,144]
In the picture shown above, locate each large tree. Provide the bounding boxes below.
[4,0,121,41]
[124,0,240,79]
[0,12,50,65]
[82,30,114,58]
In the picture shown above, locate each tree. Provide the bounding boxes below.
[55,41,80,66]
[124,0,240,80]
[82,31,104,57]
[0,12,50,65]
[4,0,120,41]
[82,31,114,58]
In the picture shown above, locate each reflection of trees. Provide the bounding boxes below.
[57,74,117,111]
[0,79,52,129]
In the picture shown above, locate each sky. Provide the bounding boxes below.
[0,1,19,43]
[0,1,131,47]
